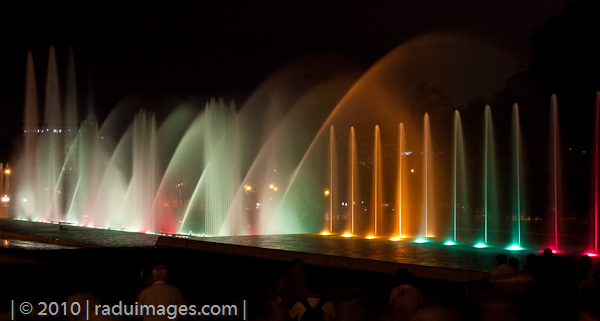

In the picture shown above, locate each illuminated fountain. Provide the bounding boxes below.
[550,95,562,251]
[481,105,499,247]
[595,93,600,254]
[10,35,600,255]
[396,122,406,240]
[509,104,524,251]
[449,110,468,246]
[15,47,359,237]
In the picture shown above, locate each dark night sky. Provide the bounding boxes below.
[0,0,571,153]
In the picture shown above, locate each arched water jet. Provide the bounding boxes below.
[65,118,106,226]
[13,44,600,255]
[151,106,199,233]
[203,103,239,236]
[245,76,356,235]
[178,100,239,236]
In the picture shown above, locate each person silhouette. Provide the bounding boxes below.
[137,265,185,321]
[389,268,423,321]
[289,278,335,321]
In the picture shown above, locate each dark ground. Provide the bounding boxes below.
[1,219,599,321]
[0,246,473,321]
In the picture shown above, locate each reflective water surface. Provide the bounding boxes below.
[200,234,510,272]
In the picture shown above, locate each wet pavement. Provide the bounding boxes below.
[0,219,158,248]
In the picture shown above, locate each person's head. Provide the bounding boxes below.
[290,258,305,278]
[543,248,553,257]
[495,254,508,266]
[152,265,169,282]
[526,253,536,264]
[508,257,520,270]
[581,254,592,266]
[395,268,415,285]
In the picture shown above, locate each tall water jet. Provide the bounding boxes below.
[511,104,524,248]
[397,123,406,237]
[41,47,63,221]
[19,51,39,218]
[595,92,600,253]
[180,101,240,236]
[64,48,78,150]
[372,125,382,236]
[452,111,468,243]
[550,95,561,250]
[62,48,80,224]
[126,112,158,231]
[452,113,458,242]
[204,102,240,236]
[65,118,102,225]
[482,105,498,245]
[328,125,335,232]
[348,126,357,234]
[423,113,432,239]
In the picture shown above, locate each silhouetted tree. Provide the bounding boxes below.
[490,0,600,224]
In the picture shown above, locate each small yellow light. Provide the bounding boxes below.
[365,235,376,239]
[342,233,353,238]
[410,169,415,173]
[390,237,401,241]
[324,189,330,196]
[273,187,278,191]
[244,185,252,191]
[320,231,331,236]
[4,169,10,175]
[269,184,274,189]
